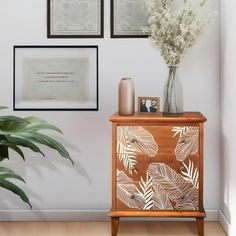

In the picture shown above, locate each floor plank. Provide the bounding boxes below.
[0,221,226,236]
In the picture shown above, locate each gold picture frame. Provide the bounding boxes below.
[138,96,160,114]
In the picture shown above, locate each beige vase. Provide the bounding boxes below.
[118,78,135,116]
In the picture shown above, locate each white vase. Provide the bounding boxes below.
[118,78,135,116]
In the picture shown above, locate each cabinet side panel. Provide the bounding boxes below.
[112,123,118,211]
[199,123,204,212]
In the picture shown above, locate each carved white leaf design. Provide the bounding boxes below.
[173,127,199,161]
[117,141,137,175]
[117,170,145,209]
[148,163,199,210]
[124,126,158,157]
[153,183,173,210]
[181,160,199,189]
[117,126,158,174]
[138,173,153,210]
[172,127,188,137]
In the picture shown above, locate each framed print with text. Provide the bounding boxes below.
[14,46,98,111]
[47,0,104,38]
[111,0,149,38]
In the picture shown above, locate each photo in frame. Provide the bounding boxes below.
[47,0,104,38]
[138,97,160,114]
[14,46,98,111]
[111,0,150,38]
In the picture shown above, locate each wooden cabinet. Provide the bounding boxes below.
[109,112,207,236]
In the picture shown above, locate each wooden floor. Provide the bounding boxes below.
[0,221,226,236]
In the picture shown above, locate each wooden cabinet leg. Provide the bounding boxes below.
[196,217,204,236]
[111,217,119,236]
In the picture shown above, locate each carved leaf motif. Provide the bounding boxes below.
[124,126,158,157]
[117,126,158,174]
[153,183,173,210]
[181,160,199,189]
[173,127,199,161]
[148,163,199,210]
[117,170,145,209]
[138,173,154,210]
[117,141,137,175]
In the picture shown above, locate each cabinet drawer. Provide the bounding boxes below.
[116,125,200,177]
[116,168,199,211]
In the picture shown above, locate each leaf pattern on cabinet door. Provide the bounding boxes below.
[153,183,173,210]
[124,126,158,157]
[117,170,145,209]
[181,160,199,189]
[138,173,154,210]
[117,126,158,174]
[148,163,199,210]
[172,127,199,161]
[117,141,137,175]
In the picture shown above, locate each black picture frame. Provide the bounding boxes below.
[47,0,104,38]
[111,0,149,38]
[13,45,99,111]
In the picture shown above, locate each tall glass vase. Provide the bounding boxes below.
[163,66,183,116]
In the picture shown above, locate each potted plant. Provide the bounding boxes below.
[0,106,73,208]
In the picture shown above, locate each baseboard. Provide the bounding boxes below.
[219,210,230,235]
[0,210,110,221]
[0,209,219,222]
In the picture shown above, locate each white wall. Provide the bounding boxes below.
[220,1,236,234]
[0,0,219,219]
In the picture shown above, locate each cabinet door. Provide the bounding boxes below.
[115,125,200,211]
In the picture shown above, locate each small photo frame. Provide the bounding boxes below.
[111,0,149,38]
[47,0,104,38]
[138,97,160,114]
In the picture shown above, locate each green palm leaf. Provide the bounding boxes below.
[0,140,25,160]
[11,132,73,164]
[6,136,45,157]
[0,106,8,110]
[23,123,63,134]
[0,167,31,208]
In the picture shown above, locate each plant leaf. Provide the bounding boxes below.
[0,166,15,173]
[0,140,25,160]
[0,173,25,183]
[117,170,145,209]
[173,127,199,161]
[11,132,73,164]
[0,116,29,134]
[23,123,63,134]
[6,136,45,157]
[0,179,31,208]
[0,144,9,161]
[24,116,47,124]
[0,106,8,110]
[148,163,199,210]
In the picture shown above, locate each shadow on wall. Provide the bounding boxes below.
[0,135,91,213]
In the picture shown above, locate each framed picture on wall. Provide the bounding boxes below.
[111,0,150,38]
[138,97,160,114]
[47,0,104,38]
[14,46,98,111]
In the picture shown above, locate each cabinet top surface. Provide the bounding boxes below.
[109,112,207,123]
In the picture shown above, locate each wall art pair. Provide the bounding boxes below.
[47,0,149,38]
